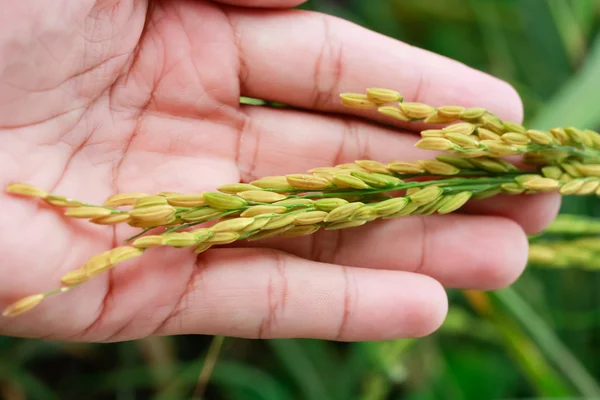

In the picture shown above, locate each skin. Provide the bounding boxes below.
[0,0,560,342]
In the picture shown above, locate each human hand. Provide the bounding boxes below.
[0,0,560,342]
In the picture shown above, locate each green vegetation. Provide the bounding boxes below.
[2,1,599,399]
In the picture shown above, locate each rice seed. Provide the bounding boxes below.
[163,232,199,247]
[310,171,335,181]
[262,214,297,230]
[575,164,600,178]
[242,217,272,232]
[480,114,505,134]
[525,130,554,145]
[377,106,411,121]
[286,174,331,190]
[194,243,213,254]
[336,163,366,171]
[561,173,574,182]
[217,183,261,194]
[339,93,379,109]
[565,127,589,145]
[502,133,531,145]
[133,235,166,248]
[477,128,501,141]
[5,183,48,198]
[164,194,206,207]
[210,217,255,232]
[577,180,600,195]
[421,129,445,138]
[560,162,583,177]
[383,201,420,218]
[190,228,213,242]
[480,140,518,157]
[550,128,570,145]
[437,106,465,119]
[455,150,489,159]
[559,179,585,195]
[414,196,446,215]
[294,211,329,225]
[205,232,240,245]
[133,196,169,209]
[366,88,403,103]
[237,190,287,203]
[65,207,112,218]
[2,294,45,317]
[180,207,222,222]
[419,160,460,175]
[409,186,443,206]
[241,205,287,217]
[325,220,367,230]
[442,122,476,136]
[247,226,293,241]
[332,174,371,189]
[250,176,294,190]
[435,155,475,169]
[468,157,510,173]
[324,202,365,222]
[104,192,149,207]
[521,177,560,191]
[415,137,456,151]
[387,161,425,174]
[424,113,458,124]
[272,198,315,208]
[528,245,557,263]
[445,133,480,148]
[399,102,435,119]
[203,192,248,210]
[60,269,89,286]
[405,187,421,196]
[308,167,342,174]
[108,246,144,265]
[130,205,176,223]
[437,191,472,214]
[471,187,502,200]
[500,183,525,195]
[459,108,487,121]
[279,225,321,237]
[350,206,378,221]
[90,213,132,225]
[373,197,409,216]
[541,166,563,180]
[44,196,82,207]
[314,198,349,211]
[503,121,526,134]
[355,160,391,174]
[82,251,112,277]
[584,129,600,148]
[350,171,391,187]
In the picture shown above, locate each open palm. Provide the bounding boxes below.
[0,0,560,342]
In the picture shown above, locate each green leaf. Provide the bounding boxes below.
[492,288,600,397]
[531,34,600,130]
[267,339,333,400]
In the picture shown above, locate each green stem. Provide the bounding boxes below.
[301,175,520,199]
[492,288,600,397]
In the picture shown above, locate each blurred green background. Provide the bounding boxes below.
[2,1,600,399]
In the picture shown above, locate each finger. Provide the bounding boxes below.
[463,192,562,234]
[237,214,529,290]
[237,105,432,180]
[212,0,307,8]
[155,248,448,341]
[240,105,559,233]
[225,7,523,125]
